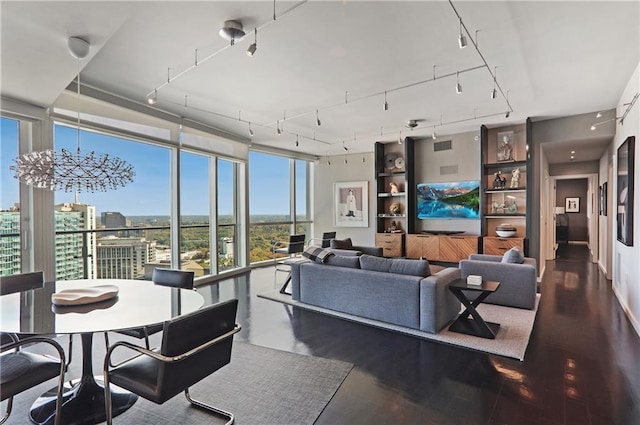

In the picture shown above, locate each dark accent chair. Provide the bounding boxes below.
[103,299,241,425]
[273,234,307,294]
[0,271,74,366]
[105,268,195,350]
[319,231,336,248]
[1,336,66,425]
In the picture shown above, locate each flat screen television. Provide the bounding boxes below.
[417,181,480,219]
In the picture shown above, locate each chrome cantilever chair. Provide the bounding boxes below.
[305,231,336,249]
[0,271,74,366]
[103,299,241,425]
[1,336,67,425]
[272,234,306,294]
[105,268,195,350]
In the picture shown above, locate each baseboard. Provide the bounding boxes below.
[537,263,545,283]
[598,261,608,278]
[612,284,640,339]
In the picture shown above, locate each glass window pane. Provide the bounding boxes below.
[217,159,237,271]
[295,159,309,221]
[1,117,21,276]
[249,152,290,222]
[249,152,292,263]
[180,151,210,277]
[54,124,170,280]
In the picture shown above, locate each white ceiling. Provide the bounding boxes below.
[1,1,638,161]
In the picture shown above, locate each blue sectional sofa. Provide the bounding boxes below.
[290,254,461,334]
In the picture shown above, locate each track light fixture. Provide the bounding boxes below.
[491,67,497,99]
[505,111,510,118]
[295,134,299,147]
[219,20,246,46]
[248,122,254,137]
[432,126,437,140]
[343,141,348,151]
[456,72,462,94]
[398,131,403,145]
[247,28,257,56]
[277,121,282,135]
[458,19,468,48]
[316,109,321,126]
[147,89,158,105]
[383,91,389,111]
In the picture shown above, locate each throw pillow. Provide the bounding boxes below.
[330,238,353,250]
[302,246,334,264]
[501,247,525,264]
[389,258,431,277]
[359,254,392,273]
[326,255,361,269]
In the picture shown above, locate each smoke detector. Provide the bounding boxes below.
[406,119,418,129]
[219,20,246,45]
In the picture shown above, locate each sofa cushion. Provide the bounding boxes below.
[302,246,334,263]
[325,255,361,268]
[501,247,525,264]
[330,238,353,250]
[359,254,392,273]
[389,258,431,277]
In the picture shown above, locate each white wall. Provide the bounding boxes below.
[611,61,640,336]
[313,153,376,246]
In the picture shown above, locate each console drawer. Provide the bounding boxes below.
[375,233,403,257]
[483,237,524,255]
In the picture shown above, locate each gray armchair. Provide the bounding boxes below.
[459,254,537,310]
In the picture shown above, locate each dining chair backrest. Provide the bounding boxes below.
[287,234,306,254]
[0,271,44,296]
[156,299,238,403]
[151,268,194,290]
[321,232,336,248]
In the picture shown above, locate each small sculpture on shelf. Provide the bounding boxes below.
[508,200,518,214]
[387,220,402,233]
[389,182,399,194]
[492,201,506,214]
[510,168,520,188]
[493,171,507,189]
[389,202,401,214]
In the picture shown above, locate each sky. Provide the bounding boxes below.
[2,118,306,216]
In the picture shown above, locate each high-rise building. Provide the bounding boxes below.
[97,236,156,279]
[1,203,97,279]
[0,207,21,276]
[55,203,97,280]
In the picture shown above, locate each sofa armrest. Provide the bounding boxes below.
[459,259,537,309]
[291,259,312,300]
[468,254,502,262]
[419,267,461,333]
[353,245,383,257]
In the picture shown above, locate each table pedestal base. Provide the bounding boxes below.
[30,376,137,425]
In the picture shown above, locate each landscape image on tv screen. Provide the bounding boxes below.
[417,181,480,219]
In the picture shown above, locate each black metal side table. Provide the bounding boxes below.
[448,278,501,339]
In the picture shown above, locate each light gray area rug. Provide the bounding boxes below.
[259,291,541,361]
[7,342,353,425]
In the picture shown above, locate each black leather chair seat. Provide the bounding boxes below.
[116,324,162,339]
[0,351,62,401]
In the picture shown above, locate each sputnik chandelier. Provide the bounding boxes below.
[11,36,135,193]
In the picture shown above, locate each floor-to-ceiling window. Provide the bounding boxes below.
[180,150,211,277]
[217,158,239,271]
[248,151,313,264]
[54,123,171,280]
[0,117,21,276]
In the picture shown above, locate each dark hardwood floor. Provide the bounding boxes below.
[198,246,640,424]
